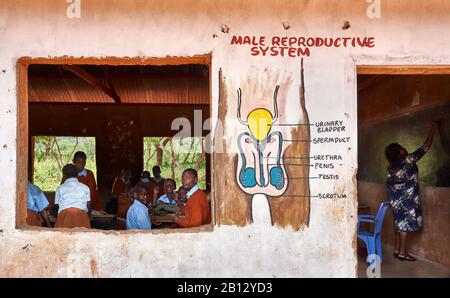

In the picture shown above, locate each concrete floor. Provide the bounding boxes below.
[357,245,450,278]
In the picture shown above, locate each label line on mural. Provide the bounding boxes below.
[272,123,314,127]
[284,139,312,142]
[282,194,348,199]
[266,156,313,159]
[266,163,313,167]
[283,137,352,144]
[286,175,340,180]
[283,195,319,198]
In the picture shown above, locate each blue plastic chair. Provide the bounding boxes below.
[357,201,390,265]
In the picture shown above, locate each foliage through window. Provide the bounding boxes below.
[33,136,96,191]
[143,137,206,189]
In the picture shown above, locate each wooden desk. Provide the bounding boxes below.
[152,214,175,223]
[151,214,178,229]
[91,213,116,219]
[91,214,117,230]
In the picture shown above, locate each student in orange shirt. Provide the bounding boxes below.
[150,166,165,198]
[173,168,211,228]
[111,168,131,197]
[62,151,101,211]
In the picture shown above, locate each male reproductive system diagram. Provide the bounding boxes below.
[218,61,348,228]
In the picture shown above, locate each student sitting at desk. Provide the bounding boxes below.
[172,169,211,228]
[150,166,165,198]
[140,171,151,183]
[117,187,135,218]
[126,184,151,230]
[140,170,155,199]
[154,179,178,206]
[27,180,51,227]
[106,168,131,214]
[55,164,91,229]
[151,179,182,222]
[151,166,164,185]
[115,186,135,230]
[111,168,131,197]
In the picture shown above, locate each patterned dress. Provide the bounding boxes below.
[386,145,429,232]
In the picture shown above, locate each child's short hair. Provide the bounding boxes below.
[73,151,87,161]
[126,185,136,198]
[183,168,198,178]
[134,183,148,195]
[141,171,151,179]
[62,164,78,178]
[165,178,176,189]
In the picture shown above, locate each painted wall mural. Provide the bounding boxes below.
[236,84,288,196]
[214,60,311,230]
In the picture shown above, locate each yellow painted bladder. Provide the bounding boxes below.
[247,108,273,141]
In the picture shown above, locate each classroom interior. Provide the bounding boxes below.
[357,70,450,273]
[26,61,212,229]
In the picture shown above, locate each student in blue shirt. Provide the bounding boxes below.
[27,180,51,227]
[126,184,152,230]
[140,171,151,183]
[155,179,179,206]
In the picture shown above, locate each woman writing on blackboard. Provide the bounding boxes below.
[385,121,439,261]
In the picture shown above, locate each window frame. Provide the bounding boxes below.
[17,55,214,233]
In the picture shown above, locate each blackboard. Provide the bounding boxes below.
[358,102,450,187]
